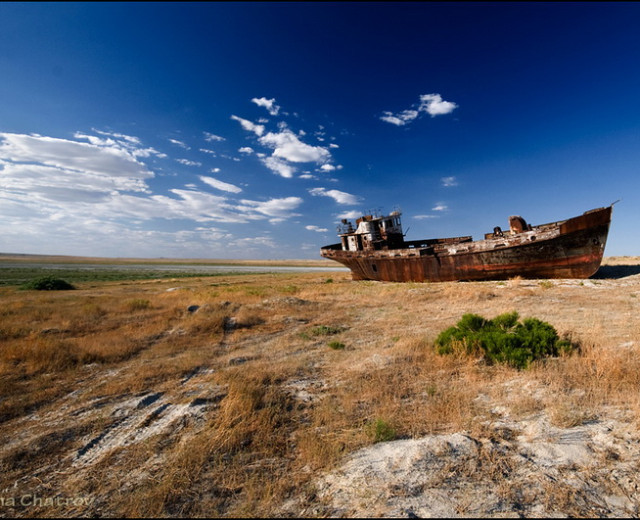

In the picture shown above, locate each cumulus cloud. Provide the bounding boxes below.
[337,210,363,220]
[176,158,202,167]
[73,131,166,158]
[306,225,328,232]
[380,93,457,126]
[199,175,242,194]
[441,176,458,187]
[380,109,419,126]
[309,187,361,205]
[419,94,458,116]
[230,115,265,136]
[0,132,154,185]
[261,156,296,178]
[251,97,280,116]
[233,101,334,180]
[238,196,303,219]
[259,129,330,164]
[432,202,448,211]
[0,131,306,233]
[203,132,225,142]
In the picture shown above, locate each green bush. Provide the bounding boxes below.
[20,276,75,291]
[435,311,575,369]
[328,341,345,350]
[366,418,396,443]
[308,325,344,336]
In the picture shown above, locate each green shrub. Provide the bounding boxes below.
[366,418,396,443]
[308,325,344,336]
[20,276,75,291]
[327,341,345,350]
[435,311,575,369]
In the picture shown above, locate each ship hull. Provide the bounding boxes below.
[320,206,612,282]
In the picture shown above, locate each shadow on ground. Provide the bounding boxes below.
[592,264,640,279]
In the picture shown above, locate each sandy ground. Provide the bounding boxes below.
[305,395,640,518]
[1,257,640,517]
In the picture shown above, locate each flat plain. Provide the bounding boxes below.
[1,256,639,517]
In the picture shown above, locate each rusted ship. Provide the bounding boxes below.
[320,205,613,282]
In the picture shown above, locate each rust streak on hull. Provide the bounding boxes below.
[320,205,613,282]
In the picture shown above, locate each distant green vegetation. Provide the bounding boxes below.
[435,311,576,369]
[20,276,75,291]
[0,267,261,287]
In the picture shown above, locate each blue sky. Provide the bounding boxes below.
[1,2,639,259]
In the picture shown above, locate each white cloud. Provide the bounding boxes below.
[320,164,336,172]
[73,131,167,159]
[337,210,363,220]
[379,109,419,126]
[261,156,296,178]
[176,158,202,167]
[92,129,142,145]
[441,176,458,187]
[432,202,448,211]
[199,175,242,194]
[413,214,439,220]
[238,196,303,218]
[0,160,147,201]
[231,115,265,136]
[309,187,361,205]
[200,148,217,156]
[0,131,307,230]
[259,129,330,164]
[251,97,280,116]
[0,132,154,183]
[379,114,405,126]
[169,138,189,149]
[0,212,238,258]
[204,132,225,142]
[0,131,317,258]
[419,94,458,117]
[306,225,328,232]
[380,93,457,126]
[230,235,278,249]
[233,105,334,180]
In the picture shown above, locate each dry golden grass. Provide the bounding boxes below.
[1,258,640,517]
